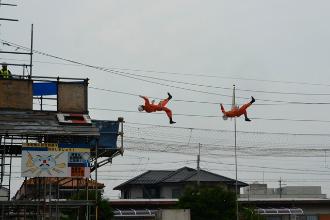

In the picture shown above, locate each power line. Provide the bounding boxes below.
[31,102,330,135]
[94,156,330,176]
[124,121,330,136]
[89,86,285,106]
[2,39,330,103]
[3,56,330,97]
[90,106,330,124]
[125,141,330,158]
[4,55,328,89]
[125,122,329,136]
[124,136,330,153]
[86,66,330,88]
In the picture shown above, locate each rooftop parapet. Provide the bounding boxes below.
[0,76,88,113]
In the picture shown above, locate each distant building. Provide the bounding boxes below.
[240,198,330,220]
[241,182,326,199]
[113,166,248,199]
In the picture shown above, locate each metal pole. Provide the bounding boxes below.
[279,177,282,198]
[49,181,52,219]
[8,137,13,201]
[233,85,239,220]
[95,141,98,220]
[30,24,34,77]
[197,143,201,186]
[235,117,239,220]
[56,177,59,220]
[86,178,89,220]
[44,178,47,220]
[118,117,124,155]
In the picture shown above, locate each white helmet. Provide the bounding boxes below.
[222,115,228,120]
[138,105,144,112]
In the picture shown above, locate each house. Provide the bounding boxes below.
[113,166,248,199]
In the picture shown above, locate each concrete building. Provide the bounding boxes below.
[240,198,330,220]
[155,209,190,220]
[241,182,326,199]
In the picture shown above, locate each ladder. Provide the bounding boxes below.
[0,136,12,201]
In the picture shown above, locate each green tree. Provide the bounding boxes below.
[177,185,264,220]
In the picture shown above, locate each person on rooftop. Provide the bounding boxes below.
[220,96,255,121]
[0,63,12,79]
[138,92,176,124]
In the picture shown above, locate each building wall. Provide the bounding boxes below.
[156,209,190,220]
[280,186,322,196]
[127,186,143,199]
[241,184,326,199]
[160,186,183,199]
[123,185,184,199]
[160,186,172,198]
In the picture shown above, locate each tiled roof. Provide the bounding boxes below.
[113,170,173,190]
[0,110,99,136]
[113,167,248,190]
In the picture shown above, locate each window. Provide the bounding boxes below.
[123,190,130,199]
[172,188,182,198]
[295,216,318,220]
[143,187,160,199]
[306,216,318,220]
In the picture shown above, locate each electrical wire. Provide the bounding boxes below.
[89,86,284,106]
[125,121,330,136]
[90,106,330,124]
[2,39,330,103]
[3,50,330,89]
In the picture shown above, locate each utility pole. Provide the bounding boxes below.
[279,178,282,198]
[197,143,201,186]
[30,24,34,77]
[325,150,327,168]
[233,85,239,220]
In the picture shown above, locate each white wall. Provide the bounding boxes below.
[156,209,190,220]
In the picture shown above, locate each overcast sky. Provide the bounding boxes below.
[2,0,330,199]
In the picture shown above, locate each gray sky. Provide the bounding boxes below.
[2,0,330,199]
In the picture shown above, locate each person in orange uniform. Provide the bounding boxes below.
[220,96,255,121]
[138,93,176,124]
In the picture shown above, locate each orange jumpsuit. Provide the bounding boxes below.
[141,96,173,119]
[220,103,252,118]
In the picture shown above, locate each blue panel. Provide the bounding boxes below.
[33,82,57,96]
[93,120,119,149]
